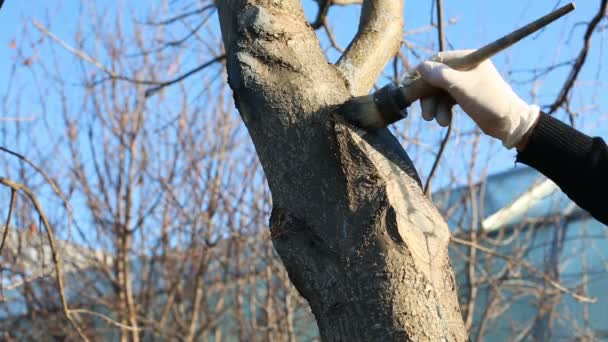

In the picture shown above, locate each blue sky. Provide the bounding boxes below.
[0,1,606,232]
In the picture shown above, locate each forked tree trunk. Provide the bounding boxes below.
[217,0,467,340]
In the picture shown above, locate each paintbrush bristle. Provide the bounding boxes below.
[341,84,408,129]
[341,95,387,129]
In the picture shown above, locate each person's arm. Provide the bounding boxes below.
[516,112,608,224]
[416,50,607,225]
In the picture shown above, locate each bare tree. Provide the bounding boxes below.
[1,0,607,341]
[0,4,313,340]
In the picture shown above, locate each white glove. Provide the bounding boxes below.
[416,50,540,149]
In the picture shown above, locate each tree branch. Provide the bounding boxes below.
[0,189,15,258]
[34,20,224,96]
[452,236,596,303]
[0,147,72,218]
[336,0,403,95]
[423,0,449,196]
[144,55,225,97]
[332,0,363,4]
[71,309,142,332]
[311,0,363,30]
[546,0,608,116]
[143,5,215,26]
[323,19,344,52]
[311,0,332,29]
[0,178,89,341]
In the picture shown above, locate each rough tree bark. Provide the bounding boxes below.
[217,0,467,340]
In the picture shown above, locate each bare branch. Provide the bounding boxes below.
[311,0,331,29]
[0,189,15,257]
[33,20,119,79]
[144,55,225,98]
[336,0,403,95]
[311,0,362,30]
[0,147,72,222]
[0,115,37,122]
[424,123,452,195]
[34,19,224,93]
[310,0,346,53]
[144,5,215,26]
[547,0,608,116]
[423,0,449,196]
[0,178,89,341]
[331,0,363,4]
[452,236,597,304]
[323,20,344,52]
[71,309,142,332]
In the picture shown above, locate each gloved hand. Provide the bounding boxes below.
[416,50,540,149]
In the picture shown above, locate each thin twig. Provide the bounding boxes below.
[323,19,344,52]
[311,0,332,29]
[0,268,55,292]
[0,189,15,256]
[33,20,120,79]
[0,147,72,221]
[143,5,215,26]
[33,20,154,85]
[452,236,597,303]
[310,0,345,53]
[547,0,608,117]
[0,147,74,245]
[34,19,224,95]
[423,0,449,196]
[144,55,225,97]
[331,0,363,5]
[71,309,142,332]
[0,115,38,122]
[424,123,452,195]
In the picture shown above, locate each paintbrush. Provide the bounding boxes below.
[341,3,575,129]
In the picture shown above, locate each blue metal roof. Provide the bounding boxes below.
[433,166,590,231]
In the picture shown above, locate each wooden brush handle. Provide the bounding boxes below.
[393,3,575,108]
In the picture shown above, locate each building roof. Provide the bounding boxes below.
[433,166,593,231]
[0,226,111,291]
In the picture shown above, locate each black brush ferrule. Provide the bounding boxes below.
[374,84,408,127]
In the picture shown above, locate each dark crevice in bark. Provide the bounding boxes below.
[384,206,405,245]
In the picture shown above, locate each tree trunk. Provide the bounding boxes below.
[217,0,467,340]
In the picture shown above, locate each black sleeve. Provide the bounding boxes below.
[516,112,608,225]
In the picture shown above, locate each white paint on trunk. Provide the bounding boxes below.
[348,129,450,287]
